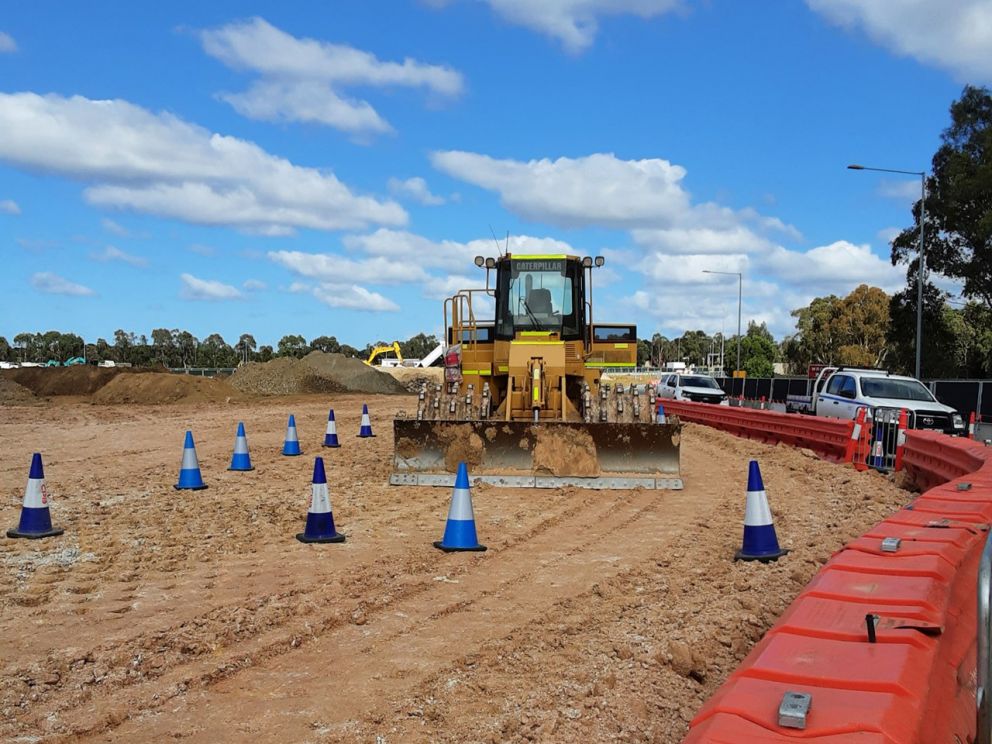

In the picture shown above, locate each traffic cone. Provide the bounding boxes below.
[322,409,340,448]
[282,414,302,456]
[357,404,375,438]
[735,460,787,562]
[434,462,487,552]
[228,421,254,471]
[6,453,64,539]
[175,431,208,490]
[296,457,345,543]
[656,402,667,424]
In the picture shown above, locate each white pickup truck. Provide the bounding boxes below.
[786,366,966,435]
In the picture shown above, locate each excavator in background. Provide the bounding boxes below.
[364,341,403,367]
[391,253,682,489]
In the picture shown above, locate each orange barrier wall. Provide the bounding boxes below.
[683,422,992,742]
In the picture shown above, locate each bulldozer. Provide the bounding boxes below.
[391,252,682,489]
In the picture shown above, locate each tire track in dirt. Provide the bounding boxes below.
[70,485,704,742]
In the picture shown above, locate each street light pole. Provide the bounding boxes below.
[847,163,927,378]
[702,270,743,372]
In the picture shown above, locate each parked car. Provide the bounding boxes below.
[786,366,966,435]
[657,373,728,404]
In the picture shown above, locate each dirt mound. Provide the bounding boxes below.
[2,366,159,396]
[90,373,243,405]
[384,365,444,392]
[0,378,38,405]
[230,351,407,396]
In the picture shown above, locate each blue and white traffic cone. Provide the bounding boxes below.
[175,431,208,490]
[735,460,787,562]
[282,414,302,456]
[296,457,345,543]
[228,421,254,471]
[870,421,885,469]
[357,404,375,438]
[6,453,64,539]
[434,462,486,552]
[656,402,667,424]
[322,409,340,448]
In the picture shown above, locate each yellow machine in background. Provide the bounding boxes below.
[364,341,403,367]
[391,253,682,489]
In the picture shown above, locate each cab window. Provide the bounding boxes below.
[838,376,857,399]
[826,374,846,395]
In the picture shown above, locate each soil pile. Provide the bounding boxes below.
[90,373,242,405]
[2,366,158,396]
[230,351,407,396]
[0,378,38,405]
[384,365,444,393]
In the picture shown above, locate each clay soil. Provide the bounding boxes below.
[0,395,911,743]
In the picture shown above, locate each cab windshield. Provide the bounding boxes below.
[682,376,721,390]
[495,258,584,340]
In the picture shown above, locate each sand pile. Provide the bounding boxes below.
[384,365,444,392]
[2,366,157,396]
[90,373,242,405]
[0,378,38,405]
[230,351,407,396]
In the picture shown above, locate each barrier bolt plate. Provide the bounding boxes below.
[881,537,901,553]
[778,692,811,729]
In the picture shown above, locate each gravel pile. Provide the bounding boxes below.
[0,378,39,405]
[230,351,407,396]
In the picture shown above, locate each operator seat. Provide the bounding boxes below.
[527,288,553,314]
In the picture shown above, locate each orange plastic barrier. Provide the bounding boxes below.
[685,428,992,743]
[663,401,855,462]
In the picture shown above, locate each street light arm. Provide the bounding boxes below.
[847,164,924,177]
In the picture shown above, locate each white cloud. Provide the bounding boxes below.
[31,272,95,297]
[243,278,267,290]
[0,32,16,54]
[91,245,148,267]
[432,0,684,53]
[199,18,464,136]
[180,273,243,301]
[269,249,431,284]
[808,0,992,82]
[0,92,406,234]
[431,151,693,228]
[877,226,902,245]
[188,243,216,257]
[388,176,445,206]
[631,225,776,255]
[100,218,131,236]
[761,240,904,292]
[0,198,20,215]
[288,280,399,312]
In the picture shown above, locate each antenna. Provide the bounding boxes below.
[505,230,510,255]
[488,225,504,256]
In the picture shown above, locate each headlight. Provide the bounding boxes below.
[952,414,964,428]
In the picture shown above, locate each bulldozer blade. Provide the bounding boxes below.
[391,419,682,490]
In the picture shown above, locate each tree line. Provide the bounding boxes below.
[0,330,440,369]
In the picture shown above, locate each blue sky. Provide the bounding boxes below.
[0,0,986,347]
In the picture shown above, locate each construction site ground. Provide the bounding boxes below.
[1,393,912,743]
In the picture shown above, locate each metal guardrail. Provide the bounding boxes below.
[978,529,992,742]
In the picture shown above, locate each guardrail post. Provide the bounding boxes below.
[978,530,992,742]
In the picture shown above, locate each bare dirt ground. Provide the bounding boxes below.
[0,394,911,743]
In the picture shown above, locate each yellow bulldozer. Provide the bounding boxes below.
[391,252,682,489]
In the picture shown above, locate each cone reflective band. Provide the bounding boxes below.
[175,431,207,490]
[323,409,340,448]
[656,402,666,425]
[228,421,254,471]
[7,453,64,539]
[296,457,345,543]
[735,460,787,562]
[357,403,375,438]
[282,414,302,456]
[434,462,486,552]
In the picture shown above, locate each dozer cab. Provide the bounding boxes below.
[391,253,682,489]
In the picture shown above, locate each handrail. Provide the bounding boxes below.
[979,529,992,742]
